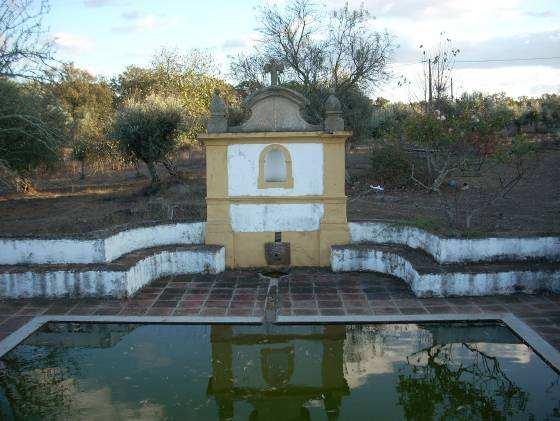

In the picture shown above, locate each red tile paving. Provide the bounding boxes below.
[0,269,559,350]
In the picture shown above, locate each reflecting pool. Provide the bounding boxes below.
[0,322,558,420]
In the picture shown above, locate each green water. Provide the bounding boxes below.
[0,322,558,420]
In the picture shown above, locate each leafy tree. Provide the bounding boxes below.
[48,64,116,178]
[540,94,560,130]
[0,79,65,192]
[112,48,238,142]
[112,95,185,184]
[49,64,114,141]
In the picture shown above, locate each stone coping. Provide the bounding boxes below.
[199,131,351,142]
[0,219,204,240]
[348,221,560,264]
[349,218,560,240]
[334,243,560,273]
[0,313,558,373]
[0,245,223,273]
[0,222,206,265]
[1,219,558,266]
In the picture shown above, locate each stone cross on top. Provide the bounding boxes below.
[264,59,284,86]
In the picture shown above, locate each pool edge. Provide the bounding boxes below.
[1,313,559,373]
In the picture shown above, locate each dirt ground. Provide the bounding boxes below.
[0,141,558,238]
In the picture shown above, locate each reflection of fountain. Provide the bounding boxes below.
[207,325,350,421]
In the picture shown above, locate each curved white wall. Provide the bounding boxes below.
[0,222,205,265]
[0,246,225,299]
[349,222,560,264]
[104,222,205,262]
[331,246,560,297]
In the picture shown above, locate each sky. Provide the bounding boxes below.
[46,0,560,102]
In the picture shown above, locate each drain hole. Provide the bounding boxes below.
[260,268,289,278]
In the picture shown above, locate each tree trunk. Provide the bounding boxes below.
[146,161,159,184]
[80,160,85,180]
[162,158,178,177]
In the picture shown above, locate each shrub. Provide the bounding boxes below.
[369,143,411,187]
[0,79,65,193]
[113,95,186,183]
[540,94,560,130]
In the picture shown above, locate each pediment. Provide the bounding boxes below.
[229,87,321,132]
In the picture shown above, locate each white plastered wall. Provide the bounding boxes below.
[227,143,323,196]
[0,222,205,265]
[331,247,560,297]
[0,247,225,299]
[230,203,324,232]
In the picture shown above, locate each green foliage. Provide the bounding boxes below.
[0,79,65,191]
[48,64,117,178]
[397,93,516,165]
[369,143,411,186]
[50,64,115,127]
[113,95,185,183]
[280,82,374,144]
[112,49,239,141]
[539,94,560,130]
[371,103,413,140]
[337,86,374,144]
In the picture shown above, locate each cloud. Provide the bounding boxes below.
[112,14,180,33]
[456,29,560,69]
[53,32,94,53]
[523,10,556,18]
[391,29,560,71]
[221,37,249,51]
[84,0,121,7]
[121,10,142,20]
[327,0,524,20]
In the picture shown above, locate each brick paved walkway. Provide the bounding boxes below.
[1,269,559,350]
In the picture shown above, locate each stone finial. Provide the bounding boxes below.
[325,93,342,112]
[324,93,344,132]
[207,90,228,133]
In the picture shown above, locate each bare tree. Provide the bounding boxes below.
[230,0,394,93]
[228,52,268,94]
[258,0,324,87]
[0,0,56,80]
[327,4,393,91]
[420,33,460,107]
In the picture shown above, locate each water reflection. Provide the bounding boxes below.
[208,325,349,420]
[0,322,558,420]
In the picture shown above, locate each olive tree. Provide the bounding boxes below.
[112,48,238,142]
[113,95,185,184]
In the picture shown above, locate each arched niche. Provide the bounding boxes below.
[258,144,294,189]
